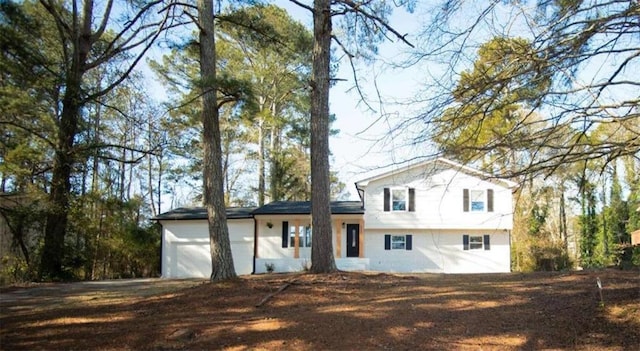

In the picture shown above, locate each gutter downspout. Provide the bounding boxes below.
[252,216,257,274]
[355,182,365,210]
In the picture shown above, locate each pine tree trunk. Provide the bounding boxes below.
[258,118,265,206]
[310,0,337,273]
[198,0,236,281]
[39,65,83,281]
[40,0,97,280]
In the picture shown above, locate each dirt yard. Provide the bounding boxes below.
[1,269,638,350]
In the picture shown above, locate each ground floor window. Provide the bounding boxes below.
[290,225,312,248]
[384,234,413,250]
[463,234,490,250]
[469,236,483,250]
[392,235,406,250]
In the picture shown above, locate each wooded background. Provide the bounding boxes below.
[0,0,638,283]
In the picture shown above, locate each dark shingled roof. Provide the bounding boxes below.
[251,201,364,215]
[153,201,364,221]
[153,206,257,220]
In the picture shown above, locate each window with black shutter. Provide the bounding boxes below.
[463,189,469,212]
[484,235,491,250]
[384,234,412,250]
[281,221,289,248]
[408,188,415,212]
[463,234,470,250]
[383,188,390,212]
[487,189,494,212]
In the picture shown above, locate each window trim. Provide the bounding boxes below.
[463,188,494,213]
[469,235,483,250]
[384,187,416,212]
[384,234,413,251]
[469,190,486,212]
[288,223,312,248]
[463,234,491,251]
[391,235,406,250]
[391,188,408,212]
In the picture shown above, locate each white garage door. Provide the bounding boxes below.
[230,241,253,275]
[169,241,254,278]
[162,219,255,278]
[174,242,211,278]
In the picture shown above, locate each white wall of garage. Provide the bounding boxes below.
[160,218,254,278]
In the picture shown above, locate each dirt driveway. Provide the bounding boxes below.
[0,278,205,312]
[1,270,639,350]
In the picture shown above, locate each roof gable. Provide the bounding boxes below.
[355,157,517,189]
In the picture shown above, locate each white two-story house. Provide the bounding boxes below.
[353,158,516,273]
[155,158,517,277]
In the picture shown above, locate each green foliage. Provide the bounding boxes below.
[433,37,552,170]
[333,0,416,61]
[64,194,160,280]
[414,1,639,179]
[0,1,59,193]
[0,193,47,284]
[578,179,599,268]
[150,4,319,205]
[0,1,165,282]
[511,185,573,272]
[528,202,548,237]
[631,246,640,267]
[530,240,573,272]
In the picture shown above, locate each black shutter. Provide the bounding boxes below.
[463,189,469,212]
[383,188,390,211]
[406,235,412,250]
[281,221,289,248]
[487,189,494,212]
[408,188,415,212]
[484,235,491,250]
[463,234,469,250]
[384,234,391,250]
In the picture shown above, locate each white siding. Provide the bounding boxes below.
[254,217,313,260]
[160,218,254,278]
[364,168,513,230]
[254,216,359,273]
[365,229,510,273]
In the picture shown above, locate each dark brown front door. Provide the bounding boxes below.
[346,224,359,257]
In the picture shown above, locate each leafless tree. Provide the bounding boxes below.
[388,0,639,179]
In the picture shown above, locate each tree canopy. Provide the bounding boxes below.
[397,0,639,178]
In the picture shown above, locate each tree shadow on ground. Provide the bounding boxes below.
[0,270,638,350]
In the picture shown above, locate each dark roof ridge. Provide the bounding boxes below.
[154,200,364,220]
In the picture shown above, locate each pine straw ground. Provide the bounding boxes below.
[1,269,638,350]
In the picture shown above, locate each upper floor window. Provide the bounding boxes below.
[470,190,485,211]
[392,189,406,211]
[384,187,415,212]
[463,188,494,212]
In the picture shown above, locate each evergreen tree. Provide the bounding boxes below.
[1,0,167,280]
[150,4,317,206]
[578,178,599,268]
[406,0,639,179]
[290,0,415,273]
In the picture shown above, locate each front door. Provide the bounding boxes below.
[346,224,360,257]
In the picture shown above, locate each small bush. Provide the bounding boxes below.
[265,262,275,273]
[531,243,573,271]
